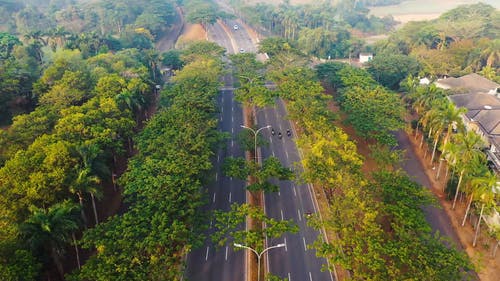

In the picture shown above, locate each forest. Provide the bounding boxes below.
[0,0,499,280]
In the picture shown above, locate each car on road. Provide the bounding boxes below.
[239,48,245,53]
[233,24,239,30]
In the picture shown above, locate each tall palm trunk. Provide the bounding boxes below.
[72,233,81,269]
[430,135,439,164]
[51,246,64,280]
[493,241,499,258]
[452,170,465,209]
[462,193,474,226]
[436,133,450,179]
[91,192,98,225]
[472,203,485,247]
[77,193,88,228]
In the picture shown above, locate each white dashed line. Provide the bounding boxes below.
[212,193,216,203]
[225,246,228,261]
[272,151,275,157]
[205,246,210,260]
[303,237,307,251]
[232,127,234,133]
[293,186,297,197]
[284,237,288,252]
[309,271,313,281]
[281,209,284,220]
[288,272,291,281]
[229,192,232,202]
[285,150,289,160]
[215,172,218,181]
[297,209,302,221]
[278,191,280,196]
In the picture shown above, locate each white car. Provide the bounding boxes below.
[233,24,239,30]
[239,48,245,53]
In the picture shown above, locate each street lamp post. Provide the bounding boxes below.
[240,125,271,162]
[234,242,286,281]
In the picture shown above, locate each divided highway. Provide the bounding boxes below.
[186,20,334,281]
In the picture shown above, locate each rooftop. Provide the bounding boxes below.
[436,73,500,93]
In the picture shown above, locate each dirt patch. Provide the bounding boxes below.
[175,23,207,48]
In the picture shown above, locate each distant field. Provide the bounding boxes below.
[369,0,500,23]
[245,0,500,23]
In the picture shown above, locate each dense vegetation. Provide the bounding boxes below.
[1,0,498,280]
[375,3,499,79]
[71,42,225,280]
[258,36,474,279]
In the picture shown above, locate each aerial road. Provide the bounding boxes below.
[186,18,335,281]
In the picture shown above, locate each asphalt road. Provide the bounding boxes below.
[185,22,246,281]
[187,20,334,281]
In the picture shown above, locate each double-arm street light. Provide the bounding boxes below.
[234,242,286,281]
[240,125,271,162]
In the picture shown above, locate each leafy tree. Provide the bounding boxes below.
[223,157,293,193]
[341,86,405,146]
[212,203,298,252]
[366,53,421,90]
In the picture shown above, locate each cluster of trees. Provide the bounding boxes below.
[69,42,226,280]
[0,46,154,279]
[228,0,396,59]
[406,80,500,251]
[375,3,499,80]
[258,39,474,279]
[316,62,406,146]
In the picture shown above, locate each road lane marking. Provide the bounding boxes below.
[231,140,234,147]
[309,272,313,281]
[216,172,218,181]
[232,105,234,112]
[220,116,223,121]
[303,237,307,251]
[270,137,273,144]
[205,246,209,260]
[293,186,297,197]
[281,209,284,220]
[210,219,213,228]
[272,151,275,157]
[232,116,234,123]
[225,246,228,261]
[285,150,289,160]
[232,127,234,133]
[278,191,280,196]
[288,273,291,281]
[229,192,232,202]
[221,106,224,113]
[284,237,288,252]
[297,209,302,221]
[213,193,216,203]
[218,154,220,163]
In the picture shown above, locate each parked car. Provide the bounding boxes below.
[233,24,239,30]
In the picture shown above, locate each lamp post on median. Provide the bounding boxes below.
[240,125,271,162]
[234,242,286,281]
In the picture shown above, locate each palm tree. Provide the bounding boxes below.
[450,131,485,209]
[462,166,498,226]
[69,167,102,226]
[20,201,81,280]
[434,103,466,179]
[472,187,496,247]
